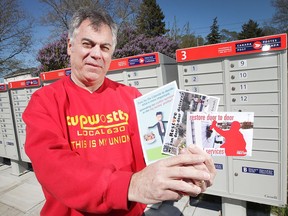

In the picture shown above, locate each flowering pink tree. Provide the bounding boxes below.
[114,26,179,59]
[36,33,70,75]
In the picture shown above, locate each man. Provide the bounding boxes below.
[23,7,216,216]
[148,111,167,143]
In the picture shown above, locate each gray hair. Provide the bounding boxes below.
[68,7,118,51]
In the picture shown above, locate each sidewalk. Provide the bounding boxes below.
[0,164,44,216]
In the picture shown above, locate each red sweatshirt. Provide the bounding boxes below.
[23,76,146,216]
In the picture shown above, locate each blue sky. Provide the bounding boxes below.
[158,0,275,36]
[18,0,276,68]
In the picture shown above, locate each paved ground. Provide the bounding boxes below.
[0,164,44,216]
[0,162,275,216]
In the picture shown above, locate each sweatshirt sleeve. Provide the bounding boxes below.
[23,89,134,213]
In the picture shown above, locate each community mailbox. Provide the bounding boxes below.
[40,68,71,85]
[8,78,41,163]
[176,33,287,207]
[107,52,178,94]
[0,84,19,160]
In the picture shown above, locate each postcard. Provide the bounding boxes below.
[134,81,178,164]
[186,112,254,156]
[162,90,220,156]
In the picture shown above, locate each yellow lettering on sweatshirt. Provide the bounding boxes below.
[66,109,129,130]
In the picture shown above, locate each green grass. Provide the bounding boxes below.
[271,205,288,216]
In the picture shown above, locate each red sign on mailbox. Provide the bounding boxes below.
[40,68,71,81]
[109,52,160,71]
[8,78,41,89]
[176,33,287,62]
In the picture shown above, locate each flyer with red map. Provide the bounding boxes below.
[186,112,254,156]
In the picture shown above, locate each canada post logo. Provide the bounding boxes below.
[128,54,156,66]
[236,37,281,53]
[25,79,39,86]
[65,69,71,76]
[0,84,6,91]
[253,41,262,49]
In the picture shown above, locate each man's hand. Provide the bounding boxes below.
[128,152,211,204]
[180,145,216,192]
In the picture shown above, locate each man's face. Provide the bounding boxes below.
[156,114,163,121]
[67,19,114,89]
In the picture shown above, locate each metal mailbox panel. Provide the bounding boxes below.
[254,116,279,128]
[182,60,223,74]
[0,109,8,119]
[10,89,26,95]
[0,117,12,125]
[253,128,279,140]
[232,160,280,202]
[183,84,224,95]
[182,73,223,85]
[0,107,13,115]
[207,157,228,193]
[12,94,28,101]
[230,93,279,105]
[26,88,38,94]
[15,117,24,124]
[0,112,13,119]
[4,139,18,159]
[17,129,25,134]
[0,117,14,126]
[126,68,157,80]
[230,80,279,94]
[217,106,226,112]
[229,54,278,70]
[240,150,279,163]
[253,140,279,151]
[18,134,30,162]
[1,127,16,135]
[13,101,29,107]
[0,96,9,103]
[16,124,25,130]
[0,92,9,99]
[127,77,158,89]
[0,88,19,160]
[231,105,279,116]
[0,102,10,108]
[14,112,22,118]
[3,133,17,140]
[13,106,26,113]
[229,67,278,82]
